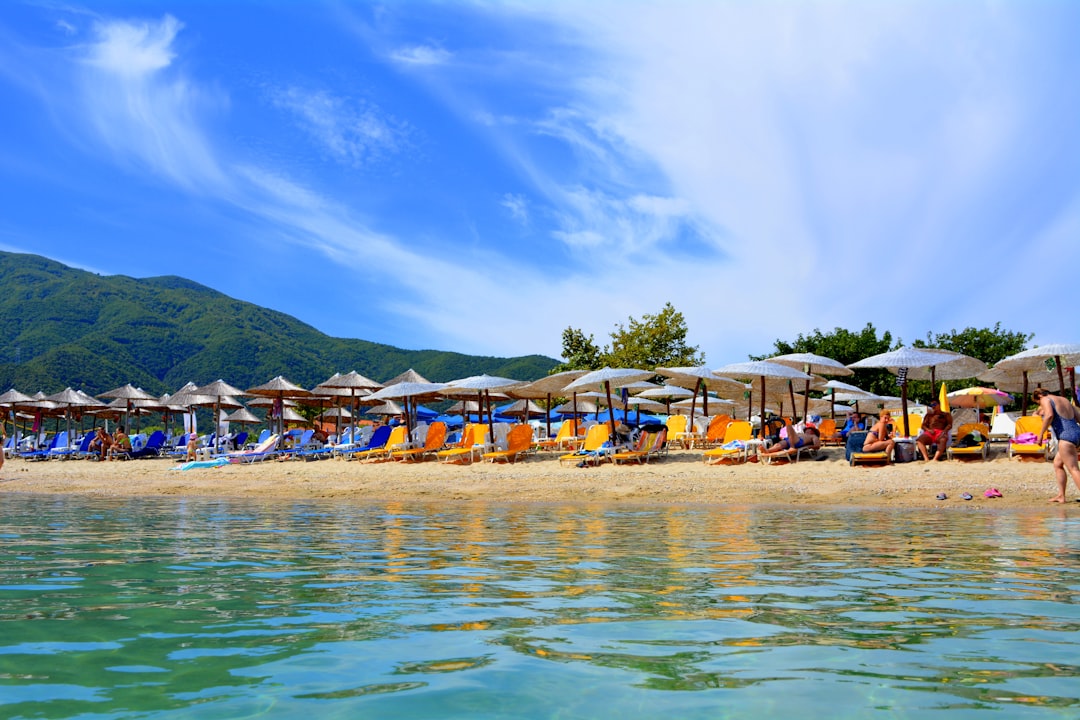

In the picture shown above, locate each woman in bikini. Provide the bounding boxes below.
[761,426,820,457]
[862,412,896,460]
[1033,388,1080,503]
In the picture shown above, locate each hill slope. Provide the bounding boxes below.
[0,252,558,394]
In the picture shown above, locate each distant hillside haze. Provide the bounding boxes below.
[0,251,558,395]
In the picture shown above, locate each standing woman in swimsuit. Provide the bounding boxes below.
[1033,388,1080,503]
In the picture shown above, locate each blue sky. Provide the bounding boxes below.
[2,1,1078,365]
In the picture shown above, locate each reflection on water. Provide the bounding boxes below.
[1,495,1078,718]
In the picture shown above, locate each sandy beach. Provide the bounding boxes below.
[2,445,1075,509]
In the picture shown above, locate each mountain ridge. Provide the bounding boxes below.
[0,251,558,395]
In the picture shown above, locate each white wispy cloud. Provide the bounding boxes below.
[74,14,228,191]
[501,193,529,224]
[473,0,1080,358]
[270,87,407,168]
[389,44,451,66]
[84,14,179,76]
[48,13,571,356]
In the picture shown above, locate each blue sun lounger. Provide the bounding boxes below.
[339,425,392,461]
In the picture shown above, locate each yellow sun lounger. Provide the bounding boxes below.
[702,421,753,464]
[947,422,989,461]
[438,424,488,464]
[351,425,407,462]
[611,428,667,465]
[1008,416,1049,461]
[482,424,533,463]
[532,419,580,452]
[559,424,611,466]
[392,422,447,462]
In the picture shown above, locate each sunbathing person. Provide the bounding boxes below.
[108,429,131,460]
[862,413,896,459]
[916,400,953,461]
[761,426,820,457]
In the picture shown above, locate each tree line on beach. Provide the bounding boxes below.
[553,302,1031,402]
[0,250,1032,406]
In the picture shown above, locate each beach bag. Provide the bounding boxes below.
[955,433,979,448]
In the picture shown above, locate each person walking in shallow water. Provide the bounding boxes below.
[1033,388,1080,503]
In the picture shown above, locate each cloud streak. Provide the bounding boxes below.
[270,86,408,168]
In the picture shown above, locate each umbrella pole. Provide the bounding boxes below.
[901,380,910,436]
[485,390,494,447]
[546,393,552,439]
[787,381,796,422]
[758,375,765,430]
[604,381,617,438]
[1056,354,1067,399]
[688,381,699,442]
[830,389,836,420]
[803,379,810,422]
[1022,371,1029,416]
[1071,367,1078,407]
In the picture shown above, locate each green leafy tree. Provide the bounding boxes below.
[605,303,704,369]
[914,324,1031,366]
[910,323,1032,400]
[756,323,899,397]
[553,303,703,372]
[551,327,603,373]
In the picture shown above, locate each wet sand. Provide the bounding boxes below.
[1,445,1074,509]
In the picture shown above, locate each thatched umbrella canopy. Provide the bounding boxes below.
[317,371,383,443]
[564,368,653,437]
[768,352,854,421]
[44,387,100,447]
[444,375,526,444]
[98,384,158,432]
[365,381,449,433]
[508,370,589,437]
[657,366,744,420]
[245,376,310,439]
[849,348,984,435]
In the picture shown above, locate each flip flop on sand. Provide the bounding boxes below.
[984,488,1003,498]
[961,493,973,501]
[936,493,947,500]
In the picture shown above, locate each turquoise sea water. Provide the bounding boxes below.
[0,495,1078,719]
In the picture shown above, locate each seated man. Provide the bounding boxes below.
[761,426,821,457]
[840,412,865,438]
[917,400,953,462]
[88,427,111,460]
[862,412,896,459]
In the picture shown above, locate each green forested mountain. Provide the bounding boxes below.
[0,252,558,395]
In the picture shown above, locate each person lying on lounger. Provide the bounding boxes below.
[761,426,820,456]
